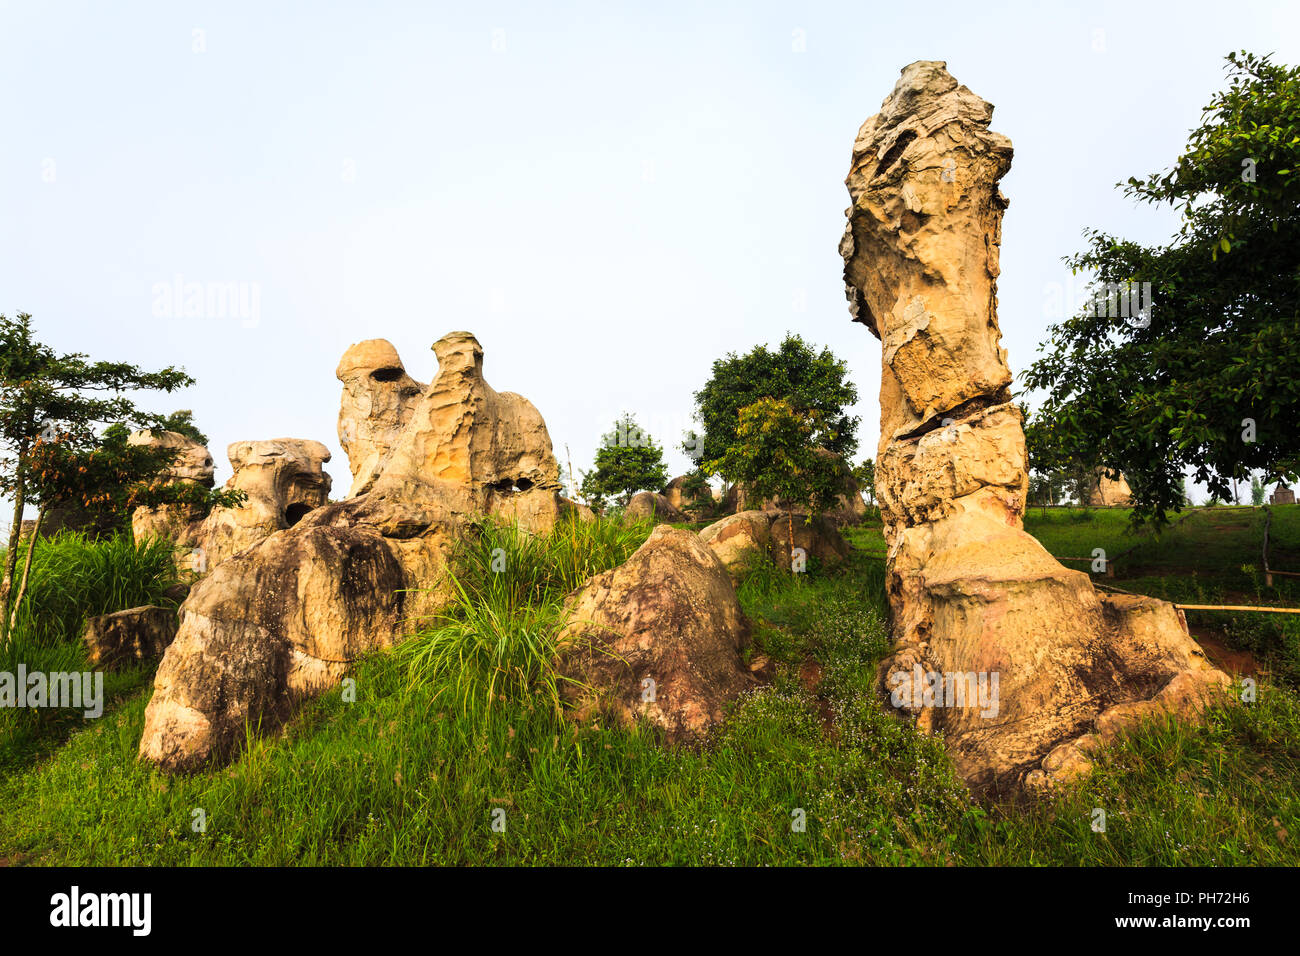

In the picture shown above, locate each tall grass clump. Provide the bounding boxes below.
[1,530,181,768]
[396,514,652,717]
[5,530,181,651]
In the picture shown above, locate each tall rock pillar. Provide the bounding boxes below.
[841,61,1228,793]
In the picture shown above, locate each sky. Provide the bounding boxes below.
[3,0,1299,516]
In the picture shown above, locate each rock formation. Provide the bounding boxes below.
[132,435,333,571]
[555,525,755,740]
[699,508,848,579]
[714,452,865,526]
[625,490,687,524]
[698,511,772,578]
[840,61,1228,794]
[1084,469,1134,507]
[195,439,333,567]
[139,331,565,771]
[662,475,714,517]
[83,605,179,669]
[336,339,425,498]
[127,429,217,545]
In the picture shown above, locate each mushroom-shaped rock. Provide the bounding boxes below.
[841,60,1228,794]
[555,526,756,741]
[336,339,426,498]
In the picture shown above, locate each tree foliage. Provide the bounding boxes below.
[0,312,232,637]
[851,458,876,505]
[1022,52,1300,527]
[687,334,859,473]
[707,398,842,563]
[578,413,670,511]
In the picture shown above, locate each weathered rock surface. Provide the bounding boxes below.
[767,510,850,568]
[555,526,755,741]
[700,509,849,578]
[625,491,687,524]
[131,434,333,571]
[83,605,179,668]
[128,430,217,546]
[139,331,564,771]
[841,61,1228,794]
[1084,469,1134,507]
[194,438,333,568]
[560,496,596,522]
[662,475,713,516]
[698,510,772,578]
[336,339,426,498]
[128,429,216,486]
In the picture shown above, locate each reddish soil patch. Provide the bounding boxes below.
[1188,625,1261,677]
[798,658,837,737]
[799,659,823,693]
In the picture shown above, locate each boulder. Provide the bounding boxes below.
[83,605,179,668]
[1083,469,1134,507]
[841,61,1228,794]
[560,496,596,522]
[554,526,755,741]
[139,331,565,772]
[767,510,850,568]
[662,475,713,516]
[625,491,687,524]
[698,510,772,578]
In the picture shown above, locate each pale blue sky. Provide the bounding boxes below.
[3,0,1298,510]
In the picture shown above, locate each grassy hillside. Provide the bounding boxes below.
[0,510,1297,866]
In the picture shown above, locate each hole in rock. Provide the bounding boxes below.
[874,130,917,178]
[370,367,403,382]
[284,503,313,527]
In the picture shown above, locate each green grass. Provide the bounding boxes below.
[0,531,181,773]
[0,509,1297,865]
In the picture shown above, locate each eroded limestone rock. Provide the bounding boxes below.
[140,331,564,771]
[841,61,1228,794]
[336,339,425,498]
[129,430,217,546]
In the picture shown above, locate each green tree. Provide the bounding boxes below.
[578,414,670,510]
[157,409,208,445]
[0,313,223,639]
[707,398,841,568]
[851,458,876,505]
[1022,403,1096,506]
[687,334,859,476]
[1251,476,1267,506]
[1022,52,1300,528]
